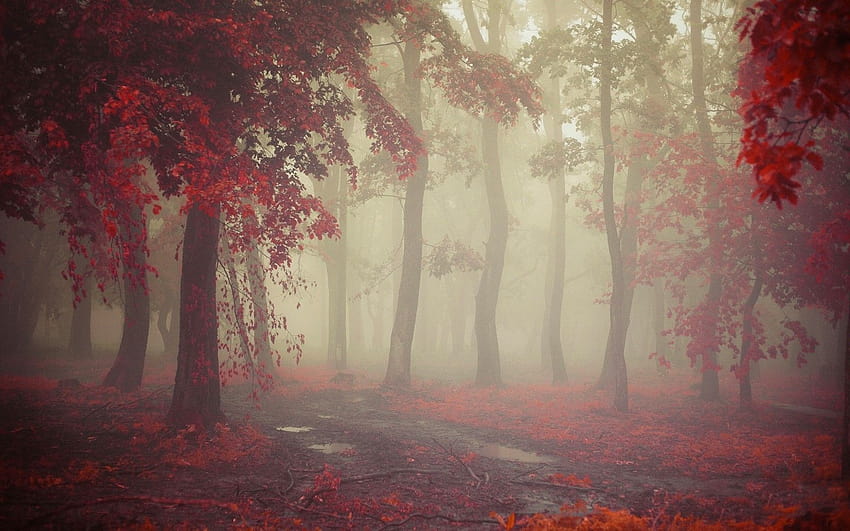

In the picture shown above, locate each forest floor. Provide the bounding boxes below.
[1,353,849,529]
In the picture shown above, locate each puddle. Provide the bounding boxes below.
[309,442,355,454]
[478,444,557,464]
[275,426,313,433]
[317,414,337,420]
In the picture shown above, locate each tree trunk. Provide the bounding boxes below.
[168,203,224,427]
[690,0,723,401]
[600,0,628,411]
[319,164,348,371]
[464,0,506,387]
[385,40,428,386]
[0,222,53,356]
[738,273,762,408]
[540,0,568,385]
[104,202,150,392]
[157,294,178,355]
[223,242,255,380]
[246,242,276,378]
[68,271,93,359]
[653,281,669,363]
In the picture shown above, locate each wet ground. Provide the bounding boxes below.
[0,362,847,529]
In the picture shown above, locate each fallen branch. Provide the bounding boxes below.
[432,439,489,488]
[340,467,440,484]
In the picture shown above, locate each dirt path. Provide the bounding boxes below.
[225,385,818,526]
[1,375,842,529]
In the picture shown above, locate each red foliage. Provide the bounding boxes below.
[736,0,850,206]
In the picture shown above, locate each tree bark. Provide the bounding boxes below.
[104,202,150,392]
[385,40,428,386]
[541,0,568,385]
[246,242,276,379]
[738,273,762,408]
[464,0,506,387]
[318,165,348,371]
[690,0,723,401]
[168,203,224,427]
[600,0,628,411]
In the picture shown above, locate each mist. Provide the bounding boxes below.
[1,0,848,528]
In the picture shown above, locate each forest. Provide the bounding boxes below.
[1,0,848,528]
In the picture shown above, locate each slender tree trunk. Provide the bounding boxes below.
[739,273,762,408]
[385,41,428,386]
[104,202,150,392]
[69,270,93,359]
[168,203,224,427]
[464,0,506,387]
[596,157,642,389]
[246,243,276,378]
[600,0,628,411]
[223,242,255,379]
[653,281,669,363]
[691,0,723,401]
[157,295,178,355]
[320,164,348,371]
[539,0,568,384]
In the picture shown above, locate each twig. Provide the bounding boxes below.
[340,468,440,484]
[431,439,489,488]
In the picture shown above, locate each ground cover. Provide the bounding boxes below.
[0,355,847,529]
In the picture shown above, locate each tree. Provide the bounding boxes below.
[379,3,540,386]
[737,0,850,476]
[2,0,426,426]
[384,32,429,387]
[689,0,724,401]
[599,0,628,411]
[103,201,151,392]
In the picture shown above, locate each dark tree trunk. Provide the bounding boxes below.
[168,203,224,427]
[0,222,53,355]
[464,0,506,387]
[600,0,628,411]
[540,0,568,385]
[739,273,762,408]
[104,203,150,392]
[597,4,662,391]
[68,271,93,359]
[691,0,723,401]
[385,40,427,386]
